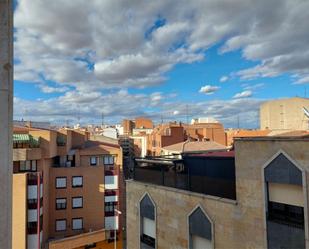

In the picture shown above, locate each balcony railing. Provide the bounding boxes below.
[133,154,236,200]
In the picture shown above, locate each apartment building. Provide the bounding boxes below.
[12,126,123,249]
[147,122,186,156]
[122,117,153,136]
[147,121,227,156]
[260,97,309,130]
[185,121,226,146]
[127,135,309,249]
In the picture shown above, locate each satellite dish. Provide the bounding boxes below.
[303,107,309,119]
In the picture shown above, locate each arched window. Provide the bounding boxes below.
[264,152,305,249]
[140,193,156,249]
[189,206,213,249]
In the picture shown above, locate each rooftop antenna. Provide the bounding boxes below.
[101,112,105,127]
[77,105,81,124]
[186,104,189,124]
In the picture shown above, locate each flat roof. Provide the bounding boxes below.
[235,136,309,141]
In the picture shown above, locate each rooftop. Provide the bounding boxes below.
[162,140,227,153]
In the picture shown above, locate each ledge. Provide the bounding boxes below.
[126,179,237,205]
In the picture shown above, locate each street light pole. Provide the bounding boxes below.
[114,208,122,249]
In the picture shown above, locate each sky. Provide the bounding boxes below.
[13,0,309,128]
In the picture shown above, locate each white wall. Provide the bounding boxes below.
[105,216,119,230]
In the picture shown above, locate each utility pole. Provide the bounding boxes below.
[0,0,13,248]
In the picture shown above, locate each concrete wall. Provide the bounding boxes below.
[260,97,309,130]
[0,0,13,248]
[12,174,27,249]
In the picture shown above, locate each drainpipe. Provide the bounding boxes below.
[0,0,13,248]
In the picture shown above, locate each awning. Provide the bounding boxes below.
[13,134,40,147]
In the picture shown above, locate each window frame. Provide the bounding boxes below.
[72,176,83,188]
[55,198,67,210]
[72,217,83,230]
[103,155,114,165]
[90,156,98,166]
[55,177,67,189]
[72,196,83,209]
[55,219,67,232]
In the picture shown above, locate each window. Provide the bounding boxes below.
[56,177,66,189]
[268,201,304,228]
[72,218,83,230]
[72,176,83,188]
[56,198,66,210]
[72,197,83,209]
[56,219,66,231]
[105,202,117,215]
[140,193,156,249]
[90,156,97,166]
[189,206,212,249]
[31,160,37,171]
[19,160,37,172]
[104,155,114,165]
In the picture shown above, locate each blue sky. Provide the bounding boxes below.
[13,0,309,128]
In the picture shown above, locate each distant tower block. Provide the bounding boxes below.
[260,97,309,130]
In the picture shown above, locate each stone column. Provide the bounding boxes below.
[0,0,13,248]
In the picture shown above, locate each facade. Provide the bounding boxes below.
[122,117,153,136]
[147,122,227,156]
[12,127,123,249]
[184,123,226,146]
[147,122,186,156]
[260,97,309,130]
[127,135,309,249]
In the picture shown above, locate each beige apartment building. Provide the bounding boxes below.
[12,126,123,249]
[127,134,309,249]
[260,97,309,130]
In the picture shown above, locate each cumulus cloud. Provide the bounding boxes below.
[199,85,220,95]
[233,90,253,99]
[13,0,309,126]
[15,0,309,90]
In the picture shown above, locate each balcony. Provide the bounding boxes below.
[13,148,41,161]
[133,153,236,200]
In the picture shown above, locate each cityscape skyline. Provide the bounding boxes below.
[14,0,309,127]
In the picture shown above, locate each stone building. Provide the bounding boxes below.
[126,135,309,249]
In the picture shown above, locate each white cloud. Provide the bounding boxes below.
[233,90,253,99]
[14,90,262,128]
[13,0,309,127]
[15,0,309,90]
[199,85,220,95]
[220,76,229,83]
[38,84,69,93]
